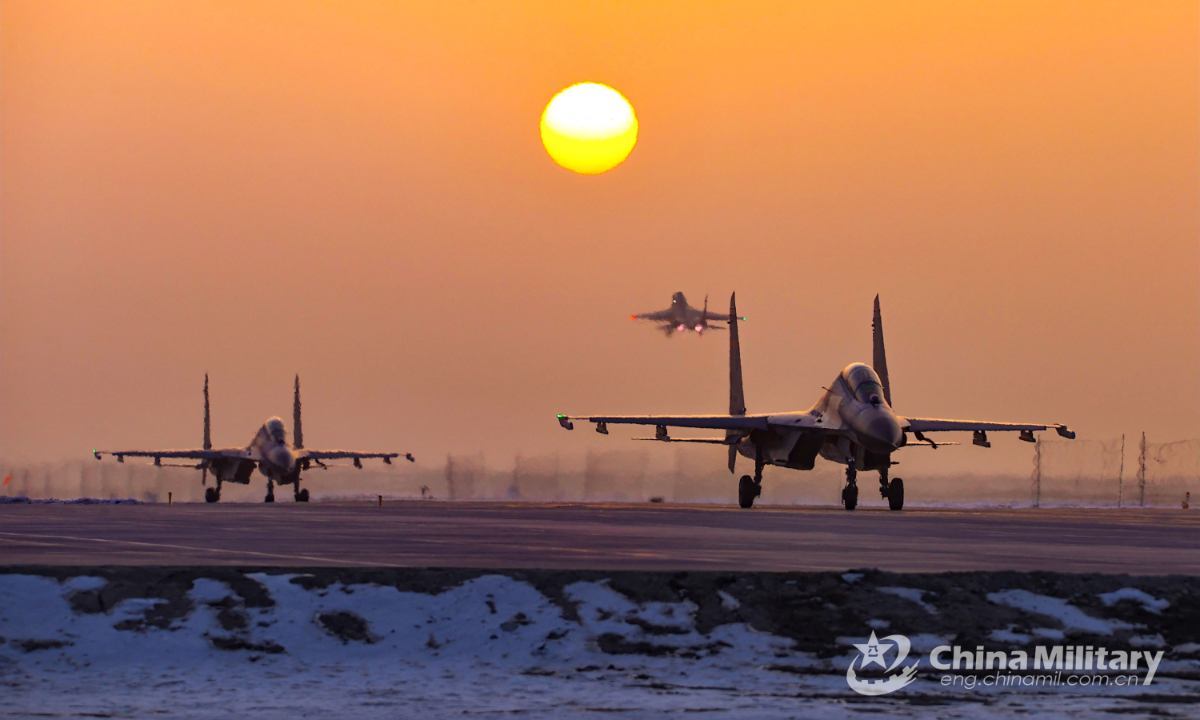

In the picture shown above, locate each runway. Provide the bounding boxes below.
[1,501,1196,574]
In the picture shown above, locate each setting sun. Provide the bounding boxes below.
[540,82,638,175]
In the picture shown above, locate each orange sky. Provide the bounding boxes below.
[2,1,1197,475]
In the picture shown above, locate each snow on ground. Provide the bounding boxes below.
[1,573,1197,719]
[986,589,1135,635]
[1099,588,1171,614]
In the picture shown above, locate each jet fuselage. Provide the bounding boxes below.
[734,363,903,472]
[250,417,298,479]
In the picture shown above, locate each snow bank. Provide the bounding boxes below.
[1,569,1197,719]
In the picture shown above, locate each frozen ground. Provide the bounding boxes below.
[1,568,1198,718]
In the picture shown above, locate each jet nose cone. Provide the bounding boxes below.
[271,446,295,470]
[865,415,903,453]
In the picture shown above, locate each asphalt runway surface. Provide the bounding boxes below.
[1,502,1196,574]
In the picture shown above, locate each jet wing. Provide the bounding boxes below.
[92,448,248,461]
[558,411,842,433]
[702,310,732,322]
[298,449,414,463]
[628,309,676,321]
[902,417,1075,438]
[562,414,772,431]
[632,309,675,322]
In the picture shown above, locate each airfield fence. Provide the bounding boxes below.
[3,434,1196,507]
[1033,435,1199,507]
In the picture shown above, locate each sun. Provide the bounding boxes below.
[540,83,638,175]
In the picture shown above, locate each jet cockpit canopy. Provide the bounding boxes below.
[265,417,287,443]
[841,363,886,406]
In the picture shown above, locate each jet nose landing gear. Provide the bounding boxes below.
[842,461,858,511]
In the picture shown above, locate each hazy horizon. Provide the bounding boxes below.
[3,2,1197,483]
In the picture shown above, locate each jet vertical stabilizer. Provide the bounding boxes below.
[728,292,745,472]
[872,295,892,407]
[293,374,304,449]
[202,374,211,486]
[203,374,211,450]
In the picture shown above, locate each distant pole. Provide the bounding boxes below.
[1033,437,1042,508]
[1137,432,1147,507]
[168,492,173,505]
[1117,434,1125,508]
[378,495,382,507]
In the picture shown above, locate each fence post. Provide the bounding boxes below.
[1117,434,1125,508]
[1032,437,1041,508]
[1137,432,1147,507]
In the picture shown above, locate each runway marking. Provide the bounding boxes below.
[0,531,403,568]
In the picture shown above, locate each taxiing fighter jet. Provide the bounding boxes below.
[561,294,1074,511]
[632,292,745,337]
[92,376,412,503]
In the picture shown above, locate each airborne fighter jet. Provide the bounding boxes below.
[632,292,745,337]
[561,294,1074,511]
[92,376,413,503]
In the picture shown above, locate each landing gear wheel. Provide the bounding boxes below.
[887,478,904,511]
[842,461,858,511]
[295,488,310,502]
[738,475,759,509]
[205,487,219,503]
[842,483,858,510]
[265,492,275,503]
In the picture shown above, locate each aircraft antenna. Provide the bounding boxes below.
[872,295,892,407]
[293,374,304,449]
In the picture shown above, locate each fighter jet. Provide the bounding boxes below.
[92,375,413,503]
[632,292,745,337]
[561,294,1074,511]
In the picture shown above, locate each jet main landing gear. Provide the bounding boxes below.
[877,467,905,511]
[294,482,309,502]
[738,475,759,508]
[265,479,275,503]
[887,477,904,511]
[205,478,223,503]
[738,444,766,509]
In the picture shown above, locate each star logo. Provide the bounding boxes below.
[845,629,920,696]
[853,631,894,670]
